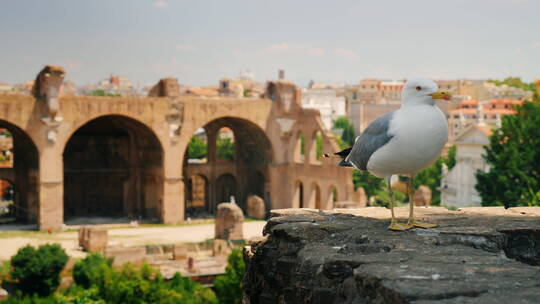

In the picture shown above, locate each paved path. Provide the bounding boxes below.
[0,221,266,260]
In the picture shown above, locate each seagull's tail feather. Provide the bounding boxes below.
[338,158,353,167]
[323,147,353,167]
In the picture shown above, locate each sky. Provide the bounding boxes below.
[0,0,539,87]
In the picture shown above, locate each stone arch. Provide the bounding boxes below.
[63,115,164,222]
[327,185,338,209]
[309,130,323,165]
[59,113,166,154]
[293,180,305,208]
[0,120,39,224]
[294,131,305,164]
[309,183,322,209]
[183,116,273,215]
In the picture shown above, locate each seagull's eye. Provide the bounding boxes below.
[416,86,422,91]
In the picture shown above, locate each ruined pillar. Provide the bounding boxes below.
[38,147,63,231]
[162,143,184,224]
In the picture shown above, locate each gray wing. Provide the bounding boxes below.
[346,111,395,170]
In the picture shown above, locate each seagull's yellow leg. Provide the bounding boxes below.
[387,176,407,231]
[406,175,437,229]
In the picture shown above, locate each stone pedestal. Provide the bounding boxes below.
[247,195,266,219]
[413,185,432,206]
[215,202,244,240]
[78,226,108,253]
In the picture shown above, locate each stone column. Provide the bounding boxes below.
[38,147,64,231]
[162,143,184,224]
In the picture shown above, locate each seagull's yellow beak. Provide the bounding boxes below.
[429,90,452,100]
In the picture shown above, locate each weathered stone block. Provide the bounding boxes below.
[247,195,266,219]
[244,207,540,303]
[78,226,108,253]
[105,246,146,267]
[215,202,244,240]
[173,244,188,260]
[212,239,231,257]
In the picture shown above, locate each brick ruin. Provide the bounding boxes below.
[0,65,356,230]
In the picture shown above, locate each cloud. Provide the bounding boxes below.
[176,45,194,51]
[265,42,290,53]
[333,48,358,60]
[305,47,325,56]
[533,42,540,49]
[153,1,168,8]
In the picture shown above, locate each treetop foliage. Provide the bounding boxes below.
[476,101,540,207]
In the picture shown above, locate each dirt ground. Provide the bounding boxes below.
[0,221,266,260]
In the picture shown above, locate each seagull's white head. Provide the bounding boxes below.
[401,78,452,106]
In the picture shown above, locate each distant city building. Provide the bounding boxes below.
[301,87,346,130]
[0,83,12,92]
[447,98,522,139]
[441,123,493,208]
[81,74,137,96]
[485,82,534,100]
[218,71,265,98]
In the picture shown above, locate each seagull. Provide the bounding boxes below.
[336,78,451,231]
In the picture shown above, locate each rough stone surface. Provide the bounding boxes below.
[213,239,232,257]
[247,195,266,219]
[78,226,108,253]
[173,244,188,260]
[215,202,245,240]
[413,186,432,206]
[244,207,540,304]
[105,246,146,267]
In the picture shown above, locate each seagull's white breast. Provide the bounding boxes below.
[367,105,448,178]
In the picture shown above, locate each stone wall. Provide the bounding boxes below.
[244,207,540,304]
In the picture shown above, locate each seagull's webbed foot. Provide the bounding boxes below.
[388,221,409,231]
[406,220,437,229]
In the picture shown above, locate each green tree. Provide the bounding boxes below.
[188,137,208,159]
[214,249,245,304]
[89,90,121,97]
[488,77,536,92]
[69,253,217,304]
[217,137,234,160]
[414,145,456,205]
[352,170,385,199]
[10,244,68,297]
[315,132,323,159]
[332,117,356,146]
[72,253,113,289]
[476,101,540,207]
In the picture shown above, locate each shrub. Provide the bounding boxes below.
[72,253,112,288]
[214,249,245,304]
[71,255,217,304]
[10,244,68,297]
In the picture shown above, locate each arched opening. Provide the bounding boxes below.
[293,181,304,208]
[183,117,273,217]
[294,131,305,163]
[63,115,163,223]
[216,173,236,204]
[310,130,323,165]
[0,122,39,225]
[216,127,235,162]
[327,186,338,209]
[310,184,322,209]
[185,174,209,218]
[0,179,16,223]
[186,128,207,164]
